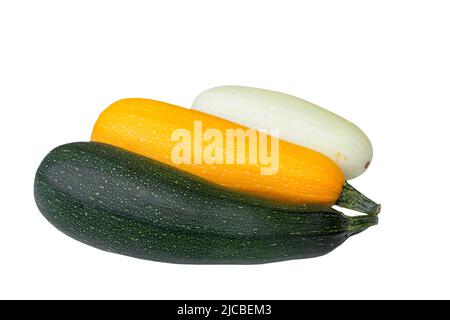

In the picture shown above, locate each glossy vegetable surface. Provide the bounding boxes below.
[91,98,343,204]
[34,142,378,264]
[193,85,373,180]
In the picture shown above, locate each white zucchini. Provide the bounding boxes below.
[192,85,373,180]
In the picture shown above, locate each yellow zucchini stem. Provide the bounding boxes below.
[336,182,381,215]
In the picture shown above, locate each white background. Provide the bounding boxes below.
[1,0,449,300]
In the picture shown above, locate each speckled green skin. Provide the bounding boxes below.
[34,142,377,264]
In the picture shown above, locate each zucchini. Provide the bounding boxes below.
[34,142,378,264]
[192,85,373,180]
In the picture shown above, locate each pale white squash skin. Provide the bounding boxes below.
[192,85,373,180]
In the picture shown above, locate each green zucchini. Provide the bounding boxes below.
[34,142,377,264]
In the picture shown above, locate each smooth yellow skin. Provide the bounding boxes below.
[92,98,345,205]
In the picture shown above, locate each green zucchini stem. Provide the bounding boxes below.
[347,214,379,236]
[336,182,381,215]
